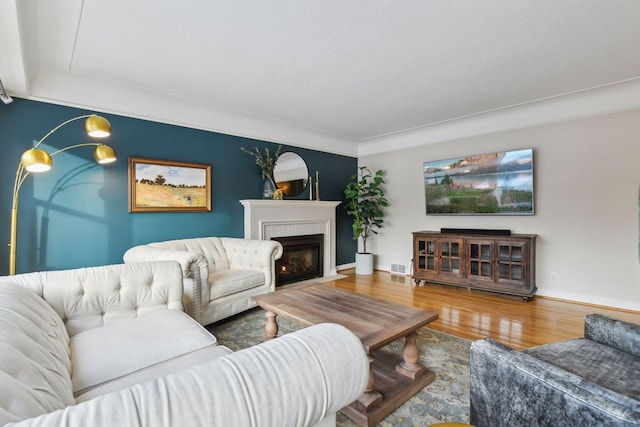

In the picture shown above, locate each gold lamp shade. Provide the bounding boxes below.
[85,115,111,138]
[21,148,53,172]
[94,144,117,164]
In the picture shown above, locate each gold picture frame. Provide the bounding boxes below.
[128,157,211,212]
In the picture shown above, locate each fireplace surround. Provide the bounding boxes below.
[240,200,340,279]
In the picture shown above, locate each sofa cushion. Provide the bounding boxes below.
[209,269,265,299]
[0,283,74,425]
[75,344,233,403]
[524,338,640,406]
[71,309,218,397]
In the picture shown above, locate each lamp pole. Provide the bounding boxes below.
[9,177,21,275]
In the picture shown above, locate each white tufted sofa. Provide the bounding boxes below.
[123,236,283,325]
[0,261,369,426]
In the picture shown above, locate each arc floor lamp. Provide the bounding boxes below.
[9,114,116,275]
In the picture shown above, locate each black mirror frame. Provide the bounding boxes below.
[273,151,309,197]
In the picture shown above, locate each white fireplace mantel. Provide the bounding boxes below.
[240,199,341,277]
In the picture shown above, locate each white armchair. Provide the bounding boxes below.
[124,237,283,325]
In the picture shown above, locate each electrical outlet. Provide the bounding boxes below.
[550,272,557,282]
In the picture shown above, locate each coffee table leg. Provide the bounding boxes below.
[395,332,427,379]
[264,311,279,339]
[356,354,383,409]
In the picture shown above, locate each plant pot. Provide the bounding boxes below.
[355,252,374,275]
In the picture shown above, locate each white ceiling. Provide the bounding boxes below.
[2,0,640,157]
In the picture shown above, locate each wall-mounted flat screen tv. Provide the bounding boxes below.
[424,148,534,215]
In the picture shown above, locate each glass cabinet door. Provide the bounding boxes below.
[467,240,494,281]
[496,241,527,285]
[416,238,438,273]
[440,238,463,277]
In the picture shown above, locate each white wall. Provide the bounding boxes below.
[360,108,640,311]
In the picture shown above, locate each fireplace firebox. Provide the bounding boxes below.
[272,234,324,286]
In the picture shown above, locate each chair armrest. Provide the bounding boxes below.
[585,314,640,358]
[11,323,369,427]
[124,246,208,278]
[124,245,210,324]
[470,338,640,426]
[221,238,283,289]
[0,262,185,337]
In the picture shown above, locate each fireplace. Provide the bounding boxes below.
[241,200,340,278]
[272,234,324,286]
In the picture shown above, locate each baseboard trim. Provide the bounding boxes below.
[337,262,355,271]
[536,289,640,312]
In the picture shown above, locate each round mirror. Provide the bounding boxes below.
[273,152,309,196]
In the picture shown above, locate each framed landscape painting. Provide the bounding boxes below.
[424,148,534,215]
[128,157,211,212]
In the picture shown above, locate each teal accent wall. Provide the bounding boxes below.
[0,99,357,275]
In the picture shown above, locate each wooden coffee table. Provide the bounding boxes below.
[252,282,439,427]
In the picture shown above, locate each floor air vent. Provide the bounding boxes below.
[390,263,407,275]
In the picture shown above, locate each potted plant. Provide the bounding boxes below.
[241,145,282,198]
[344,166,388,275]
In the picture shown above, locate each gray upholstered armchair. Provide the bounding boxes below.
[470,314,640,426]
[124,237,282,325]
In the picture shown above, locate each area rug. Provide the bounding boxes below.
[208,308,471,426]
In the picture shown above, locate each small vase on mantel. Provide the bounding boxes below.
[263,176,277,199]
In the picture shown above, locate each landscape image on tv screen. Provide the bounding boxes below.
[424,148,534,215]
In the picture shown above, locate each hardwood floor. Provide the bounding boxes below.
[324,269,640,350]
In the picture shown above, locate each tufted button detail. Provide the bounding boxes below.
[100,311,105,316]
